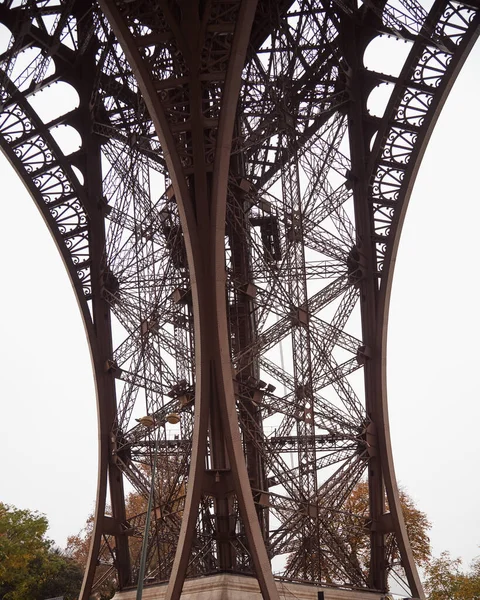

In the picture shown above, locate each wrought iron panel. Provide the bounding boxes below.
[0,1,478,599]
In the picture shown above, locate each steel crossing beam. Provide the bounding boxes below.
[0,1,478,599]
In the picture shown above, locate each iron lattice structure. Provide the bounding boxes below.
[0,1,478,598]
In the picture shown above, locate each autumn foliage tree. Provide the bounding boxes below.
[68,475,479,600]
[67,454,185,598]
[342,481,432,574]
[424,551,480,600]
[66,490,149,565]
[285,481,431,586]
[66,510,118,600]
[65,493,146,600]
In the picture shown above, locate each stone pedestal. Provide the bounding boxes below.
[113,574,388,600]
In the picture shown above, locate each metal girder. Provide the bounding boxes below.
[0,1,478,599]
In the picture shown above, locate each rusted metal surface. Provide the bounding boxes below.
[0,1,478,599]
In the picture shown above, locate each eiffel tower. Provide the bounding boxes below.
[0,1,478,599]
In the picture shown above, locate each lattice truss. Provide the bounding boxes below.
[0,0,478,595]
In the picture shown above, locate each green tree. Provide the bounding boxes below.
[0,502,83,600]
[34,547,84,600]
[425,551,480,600]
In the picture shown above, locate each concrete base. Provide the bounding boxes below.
[113,574,387,600]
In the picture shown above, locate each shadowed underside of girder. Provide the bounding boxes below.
[0,1,478,599]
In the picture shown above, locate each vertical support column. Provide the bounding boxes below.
[228,162,268,543]
[75,13,131,596]
[97,2,279,598]
[342,19,387,592]
[280,130,319,580]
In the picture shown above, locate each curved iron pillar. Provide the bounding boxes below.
[0,5,132,594]
[346,3,480,595]
[373,10,480,599]
[96,1,278,598]
[0,2,478,600]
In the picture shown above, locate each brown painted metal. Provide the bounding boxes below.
[341,18,388,592]
[0,1,478,600]
[96,1,278,598]
[373,10,480,600]
[79,102,132,600]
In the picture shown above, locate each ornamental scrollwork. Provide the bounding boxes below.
[369,0,477,277]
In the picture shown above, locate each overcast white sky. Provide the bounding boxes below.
[0,33,478,577]
[387,40,480,568]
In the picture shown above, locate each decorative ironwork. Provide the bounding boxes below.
[0,1,478,599]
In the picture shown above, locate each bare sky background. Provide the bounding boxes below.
[0,33,478,575]
[387,39,480,567]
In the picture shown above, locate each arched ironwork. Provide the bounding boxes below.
[0,1,478,599]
